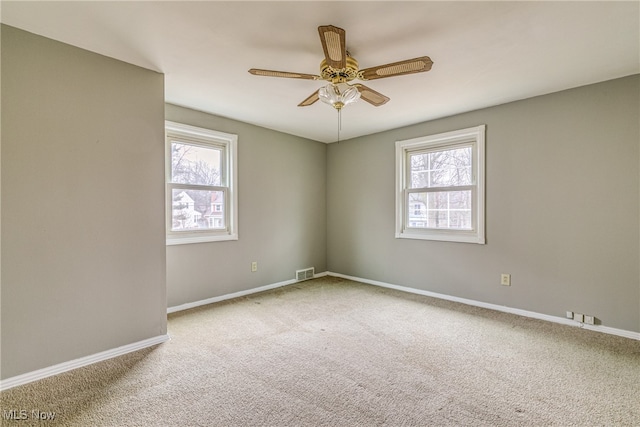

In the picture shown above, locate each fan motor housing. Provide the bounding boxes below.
[320,56,359,83]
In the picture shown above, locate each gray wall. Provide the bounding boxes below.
[165,104,327,308]
[327,75,640,333]
[1,23,636,383]
[1,25,167,379]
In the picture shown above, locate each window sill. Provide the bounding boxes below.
[396,230,485,244]
[166,233,238,246]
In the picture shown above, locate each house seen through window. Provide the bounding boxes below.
[166,121,237,244]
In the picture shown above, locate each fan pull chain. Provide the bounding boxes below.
[337,109,342,143]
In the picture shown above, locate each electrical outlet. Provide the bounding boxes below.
[500,274,511,286]
[574,313,584,323]
[566,311,574,319]
[584,315,595,325]
[251,261,258,272]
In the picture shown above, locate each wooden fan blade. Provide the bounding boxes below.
[354,84,390,107]
[248,69,319,80]
[318,25,346,69]
[298,90,320,107]
[359,56,433,80]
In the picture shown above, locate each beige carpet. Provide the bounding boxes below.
[1,276,639,426]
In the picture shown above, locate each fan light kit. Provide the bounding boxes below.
[249,25,434,111]
[318,82,361,111]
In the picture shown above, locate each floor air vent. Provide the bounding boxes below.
[296,267,315,281]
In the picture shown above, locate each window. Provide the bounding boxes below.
[166,121,237,244]
[395,125,485,244]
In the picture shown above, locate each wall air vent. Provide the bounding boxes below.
[296,267,315,281]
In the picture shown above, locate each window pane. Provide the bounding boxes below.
[171,189,225,231]
[408,190,472,230]
[171,141,222,186]
[410,146,472,189]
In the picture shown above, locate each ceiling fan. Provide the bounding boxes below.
[249,25,433,111]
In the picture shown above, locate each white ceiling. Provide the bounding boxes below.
[2,1,638,143]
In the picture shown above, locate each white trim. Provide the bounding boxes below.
[165,121,238,245]
[328,272,640,341]
[167,271,329,314]
[166,232,238,245]
[0,334,170,391]
[395,125,486,244]
[165,121,234,142]
[5,272,634,391]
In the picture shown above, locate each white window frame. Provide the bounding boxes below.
[395,125,485,244]
[166,121,238,245]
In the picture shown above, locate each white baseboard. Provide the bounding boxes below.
[0,334,170,391]
[2,274,328,390]
[167,271,328,314]
[328,272,640,341]
[8,271,631,391]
